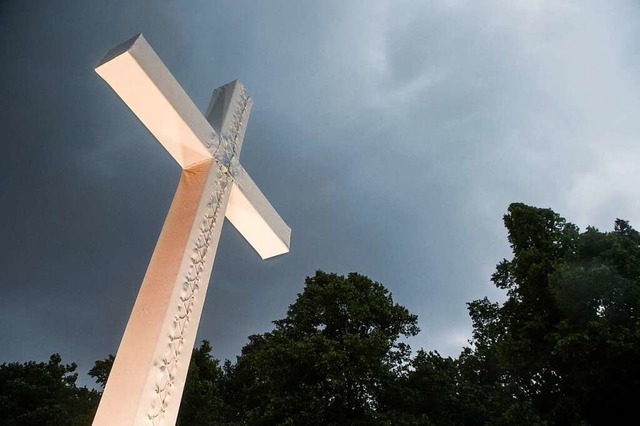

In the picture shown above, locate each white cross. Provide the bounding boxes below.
[92,34,290,426]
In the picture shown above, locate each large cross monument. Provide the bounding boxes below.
[92,34,291,426]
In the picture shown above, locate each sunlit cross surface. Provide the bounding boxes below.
[92,34,291,426]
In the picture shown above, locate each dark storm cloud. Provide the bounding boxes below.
[2,0,640,385]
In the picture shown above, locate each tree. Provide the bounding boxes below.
[5,203,639,425]
[177,340,225,426]
[222,271,420,425]
[465,203,640,424]
[0,354,99,426]
[550,219,640,424]
[391,350,460,425]
[87,354,114,390]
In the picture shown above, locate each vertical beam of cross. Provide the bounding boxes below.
[92,34,290,426]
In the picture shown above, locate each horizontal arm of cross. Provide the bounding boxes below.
[227,166,291,259]
[96,34,216,169]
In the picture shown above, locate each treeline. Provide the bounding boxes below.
[2,203,640,425]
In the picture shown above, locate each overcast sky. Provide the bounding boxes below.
[2,0,640,385]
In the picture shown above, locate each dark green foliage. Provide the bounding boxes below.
[87,354,114,390]
[223,271,420,425]
[549,219,640,424]
[395,350,460,425]
[467,204,580,422]
[0,354,99,426]
[4,205,640,424]
[464,203,640,424]
[177,340,225,425]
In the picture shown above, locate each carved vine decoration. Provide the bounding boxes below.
[147,86,251,425]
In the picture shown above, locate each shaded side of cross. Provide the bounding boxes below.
[92,34,290,426]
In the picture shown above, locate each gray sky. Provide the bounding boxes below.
[2,0,640,385]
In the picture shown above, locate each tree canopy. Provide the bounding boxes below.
[0,354,98,426]
[460,203,640,424]
[223,271,420,425]
[3,203,640,425]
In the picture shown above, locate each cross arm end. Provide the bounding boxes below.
[226,167,291,260]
